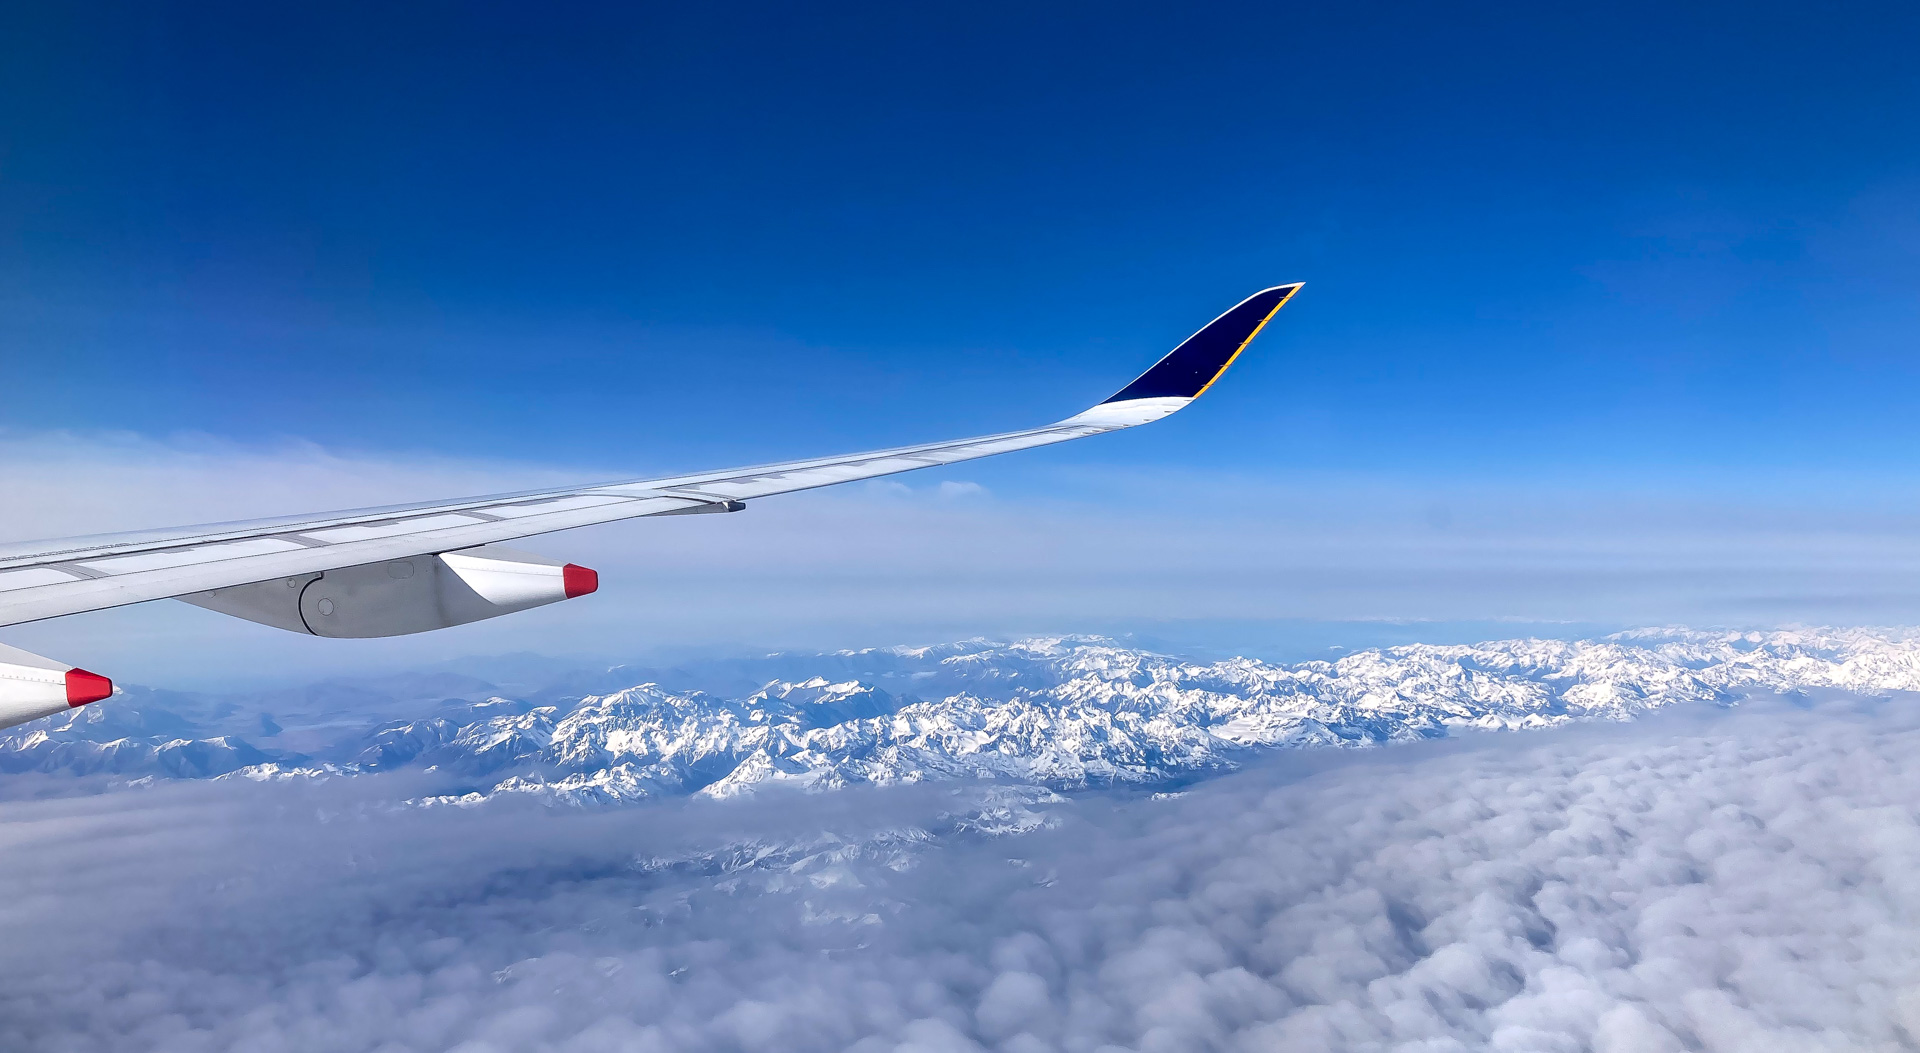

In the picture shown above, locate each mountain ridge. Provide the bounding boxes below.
[9,627,1920,801]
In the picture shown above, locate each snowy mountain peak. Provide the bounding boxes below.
[14,628,1920,803]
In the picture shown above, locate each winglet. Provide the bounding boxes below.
[1102,283,1302,404]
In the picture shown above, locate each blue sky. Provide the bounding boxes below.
[6,2,1920,679]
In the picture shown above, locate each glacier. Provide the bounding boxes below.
[9,626,1920,802]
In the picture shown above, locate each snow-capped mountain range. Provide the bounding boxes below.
[9,627,1920,802]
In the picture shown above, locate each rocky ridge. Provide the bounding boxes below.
[8,627,1920,802]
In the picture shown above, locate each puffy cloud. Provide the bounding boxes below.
[3,693,1920,1050]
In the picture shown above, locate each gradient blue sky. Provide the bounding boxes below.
[8,0,1920,470]
[6,2,1920,681]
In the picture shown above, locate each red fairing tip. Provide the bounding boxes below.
[65,669,112,707]
[562,564,599,599]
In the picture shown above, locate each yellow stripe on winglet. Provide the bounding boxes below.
[1192,283,1301,399]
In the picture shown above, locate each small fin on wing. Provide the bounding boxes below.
[1102,283,1302,404]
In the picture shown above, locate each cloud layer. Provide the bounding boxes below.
[5,694,1920,1051]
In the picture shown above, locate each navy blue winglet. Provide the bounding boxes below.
[1103,284,1302,404]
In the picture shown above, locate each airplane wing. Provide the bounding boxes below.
[0,284,1298,723]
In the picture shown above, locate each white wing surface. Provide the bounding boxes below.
[0,285,1301,634]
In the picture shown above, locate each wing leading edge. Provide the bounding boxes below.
[0,284,1301,630]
